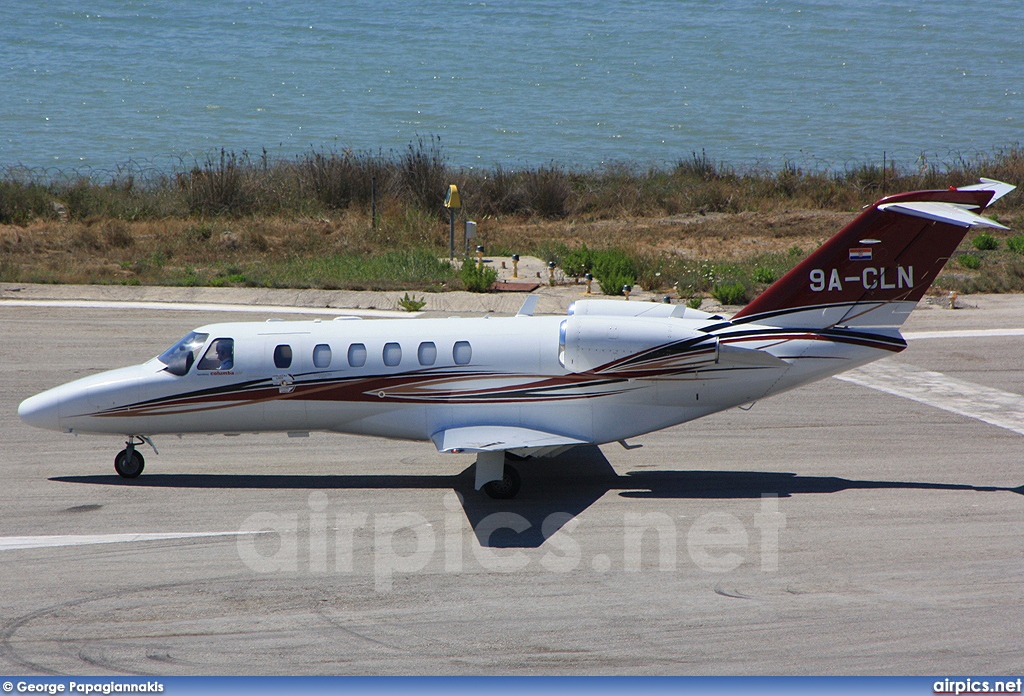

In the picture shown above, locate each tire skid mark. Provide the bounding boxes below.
[0,575,252,676]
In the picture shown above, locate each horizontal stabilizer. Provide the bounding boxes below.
[431,425,587,453]
[877,201,1009,229]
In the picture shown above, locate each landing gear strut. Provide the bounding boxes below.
[114,436,147,478]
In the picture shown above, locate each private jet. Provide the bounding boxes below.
[18,179,1016,498]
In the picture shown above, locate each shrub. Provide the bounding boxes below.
[1007,235,1024,254]
[686,296,703,310]
[303,151,348,209]
[522,166,571,218]
[210,267,248,287]
[591,248,637,296]
[560,244,594,278]
[752,266,777,284]
[959,254,982,270]
[472,166,521,215]
[102,220,134,248]
[0,179,55,224]
[398,293,426,312]
[597,276,633,296]
[712,281,747,305]
[399,136,448,212]
[972,232,998,251]
[459,261,497,292]
[182,150,256,217]
[675,149,718,181]
[186,221,215,243]
[591,248,636,279]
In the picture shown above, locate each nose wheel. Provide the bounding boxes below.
[114,436,152,478]
[114,448,145,478]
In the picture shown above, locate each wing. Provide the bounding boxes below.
[431,425,588,454]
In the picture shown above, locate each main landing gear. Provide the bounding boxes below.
[483,464,521,500]
[475,451,522,500]
[114,436,154,479]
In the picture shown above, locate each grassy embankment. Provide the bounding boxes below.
[2,139,1023,303]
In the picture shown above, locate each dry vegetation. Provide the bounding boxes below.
[1,140,1022,299]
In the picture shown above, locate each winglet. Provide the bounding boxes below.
[957,178,1016,205]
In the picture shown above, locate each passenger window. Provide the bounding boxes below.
[274,344,293,369]
[417,341,437,366]
[453,341,472,365]
[197,338,235,371]
[348,343,366,367]
[383,342,402,367]
[313,343,332,368]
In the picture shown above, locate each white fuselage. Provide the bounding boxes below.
[17,308,902,451]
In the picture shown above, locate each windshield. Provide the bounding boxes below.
[157,331,209,376]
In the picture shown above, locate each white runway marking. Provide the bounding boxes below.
[0,298,414,318]
[0,531,254,552]
[904,328,1024,341]
[836,361,1024,436]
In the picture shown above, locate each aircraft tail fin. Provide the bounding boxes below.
[732,179,1015,329]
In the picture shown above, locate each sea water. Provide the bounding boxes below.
[1,0,1021,174]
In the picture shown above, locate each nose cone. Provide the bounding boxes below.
[18,388,63,431]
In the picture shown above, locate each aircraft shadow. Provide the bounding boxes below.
[53,445,1023,548]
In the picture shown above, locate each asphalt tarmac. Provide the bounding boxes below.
[1,291,1022,675]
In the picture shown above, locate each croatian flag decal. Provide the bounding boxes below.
[849,247,872,261]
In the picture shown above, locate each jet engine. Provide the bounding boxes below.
[558,312,718,374]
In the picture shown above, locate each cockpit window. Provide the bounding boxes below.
[157,331,209,376]
[197,338,235,371]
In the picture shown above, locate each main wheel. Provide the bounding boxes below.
[114,448,145,478]
[482,464,521,499]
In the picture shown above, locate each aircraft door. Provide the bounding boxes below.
[264,335,309,430]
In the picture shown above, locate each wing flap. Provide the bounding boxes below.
[431,425,587,453]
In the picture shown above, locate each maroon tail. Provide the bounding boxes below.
[733,187,1004,327]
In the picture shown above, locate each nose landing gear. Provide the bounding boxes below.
[114,436,156,479]
[114,447,144,478]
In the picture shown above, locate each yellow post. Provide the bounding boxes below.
[443,185,461,260]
